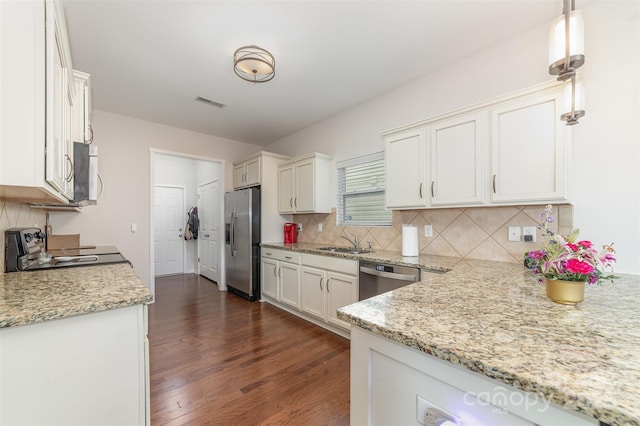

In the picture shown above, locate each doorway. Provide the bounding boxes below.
[150,150,224,293]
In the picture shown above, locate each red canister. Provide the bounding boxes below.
[284,223,298,243]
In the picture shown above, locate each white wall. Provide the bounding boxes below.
[266,1,640,273]
[49,110,262,286]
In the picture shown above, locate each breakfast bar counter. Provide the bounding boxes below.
[338,258,640,426]
[0,262,152,328]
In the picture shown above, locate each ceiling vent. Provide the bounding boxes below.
[195,96,226,109]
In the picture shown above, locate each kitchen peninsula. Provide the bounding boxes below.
[338,258,640,426]
[0,263,153,425]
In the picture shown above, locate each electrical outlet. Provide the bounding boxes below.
[424,224,433,237]
[523,226,537,242]
[297,223,302,232]
[508,226,521,242]
[416,395,461,426]
[317,223,323,232]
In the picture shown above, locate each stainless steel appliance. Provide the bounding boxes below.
[5,227,129,272]
[224,187,260,301]
[358,260,421,300]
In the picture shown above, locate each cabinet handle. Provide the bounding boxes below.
[64,154,73,182]
[319,277,323,291]
[419,183,423,198]
[273,266,278,278]
[431,181,435,198]
[294,197,298,207]
[492,174,497,193]
[290,198,293,207]
[86,124,94,144]
[327,278,330,293]
[285,256,292,260]
[278,266,282,278]
[266,252,272,256]
[204,234,210,238]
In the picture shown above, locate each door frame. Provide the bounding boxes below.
[153,184,187,277]
[149,148,225,300]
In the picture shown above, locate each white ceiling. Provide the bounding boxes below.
[61,0,559,146]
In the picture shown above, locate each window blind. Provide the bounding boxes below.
[336,152,391,226]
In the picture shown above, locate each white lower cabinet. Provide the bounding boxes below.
[351,327,597,426]
[300,253,358,331]
[261,248,300,308]
[261,249,357,336]
[0,304,149,426]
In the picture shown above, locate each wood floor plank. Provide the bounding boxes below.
[149,274,350,425]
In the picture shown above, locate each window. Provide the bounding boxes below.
[337,152,392,226]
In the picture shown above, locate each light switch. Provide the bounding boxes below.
[508,226,521,242]
[317,223,323,232]
[131,223,137,233]
[424,224,433,237]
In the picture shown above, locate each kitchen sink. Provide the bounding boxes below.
[317,246,371,255]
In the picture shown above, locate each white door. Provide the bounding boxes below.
[154,186,185,276]
[198,180,220,282]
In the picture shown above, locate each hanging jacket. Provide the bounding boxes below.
[185,207,200,240]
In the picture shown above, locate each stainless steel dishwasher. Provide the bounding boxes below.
[358,260,421,300]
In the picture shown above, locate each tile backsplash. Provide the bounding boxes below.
[294,204,573,264]
[0,202,47,272]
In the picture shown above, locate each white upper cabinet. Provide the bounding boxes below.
[0,0,83,204]
[72,70,93,144]
[233,154,261,189]
[383,81,570,209]
[429,112,484,206]
[277,153,332,214]
[384,129,427,209]
[490,90,568,204]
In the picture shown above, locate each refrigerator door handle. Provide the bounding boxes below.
[230,211,236,256]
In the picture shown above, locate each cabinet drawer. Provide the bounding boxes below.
[301,253,358,276]
[261,248,300,263]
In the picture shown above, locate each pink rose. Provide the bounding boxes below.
[565,259,594,275]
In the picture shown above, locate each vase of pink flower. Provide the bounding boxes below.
[524,205,617,305]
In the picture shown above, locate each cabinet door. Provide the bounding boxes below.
[261,258,279,300]
[62,81,74,199]
[300,266,325,320]
[245,157,261,187]
[46,29,68,194]
[294,158,315,212]
[72,71,91,144]
[233,163,246,189]
[429,112,483,206]
[278,164,295,213]
[326,272,357,330]
[490,92,567,203]
[279,262,300,308]
[385,129,427,209]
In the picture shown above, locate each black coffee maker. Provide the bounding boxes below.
[5,227,46,272]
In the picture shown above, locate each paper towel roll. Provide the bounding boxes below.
[402,224,419,257]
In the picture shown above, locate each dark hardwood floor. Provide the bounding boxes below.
[148,274,351,425]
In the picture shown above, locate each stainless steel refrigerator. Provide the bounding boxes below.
[224,187,261,301]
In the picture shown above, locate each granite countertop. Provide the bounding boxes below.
[337,258,640,426]
[261,241,461,272]
[0,263,153,328]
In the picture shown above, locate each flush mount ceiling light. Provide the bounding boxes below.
[549,0,585,125]
[233,45,275,83]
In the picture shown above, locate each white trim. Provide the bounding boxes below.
[336,151,384,169]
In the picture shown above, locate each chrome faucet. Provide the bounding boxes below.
[340,233,359,249]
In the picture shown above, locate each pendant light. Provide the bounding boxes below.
[548,0,585,125]
[233,45,275,83]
